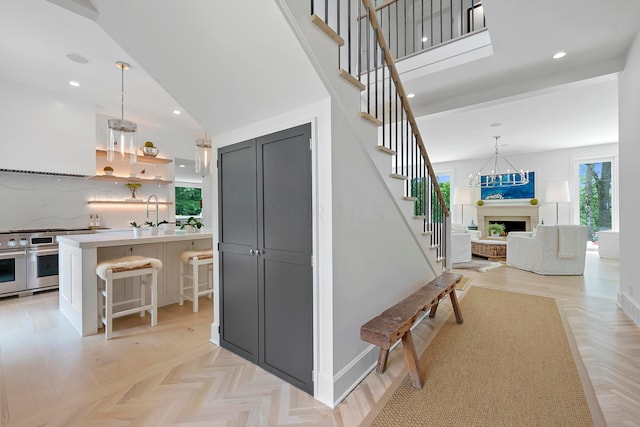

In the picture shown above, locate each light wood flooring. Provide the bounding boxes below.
[0,251,638,426]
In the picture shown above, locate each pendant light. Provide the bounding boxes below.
[195,131,212,175]
[107,61,137,164]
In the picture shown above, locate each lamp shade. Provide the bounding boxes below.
[453,186,473,205]
[545,181,570,203]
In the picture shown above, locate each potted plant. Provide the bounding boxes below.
[180,217,204,233]
[487,223,505,238]
[130,221,141,238]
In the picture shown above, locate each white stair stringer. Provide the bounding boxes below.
[278,2,442,276]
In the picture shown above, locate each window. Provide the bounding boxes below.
[175,186,202,217]
[578,160,613,242]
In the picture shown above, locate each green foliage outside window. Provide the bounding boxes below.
[579,162,612,241]
[410,178,450,223]
[175,187,202,216]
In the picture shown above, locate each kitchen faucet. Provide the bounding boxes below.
[146,194,159,227]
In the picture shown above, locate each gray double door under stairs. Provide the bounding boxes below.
[217,123,313,394]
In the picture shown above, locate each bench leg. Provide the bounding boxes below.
[449,289,464,324]
[376,347,389,374]
[401,331,423,389]
[428,303,438,318]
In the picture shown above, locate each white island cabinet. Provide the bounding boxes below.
[57,230,213,336]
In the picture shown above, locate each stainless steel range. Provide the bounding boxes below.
[0,228,96,298]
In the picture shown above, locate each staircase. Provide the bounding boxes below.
[308,0,451,269]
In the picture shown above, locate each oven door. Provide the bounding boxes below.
[27,247,59,290]
[0,250,27,295]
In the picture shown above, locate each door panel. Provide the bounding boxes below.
[262,259,312,390]
[219,141,257,248]
[259,130,312,255]
[220,252,259,362]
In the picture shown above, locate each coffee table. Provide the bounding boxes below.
[471,238,507,261]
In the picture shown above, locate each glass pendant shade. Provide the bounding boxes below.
[107,118,137,163]
[195,137,212,174]
[106,61,137,164]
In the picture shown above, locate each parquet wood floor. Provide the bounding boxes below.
[0,251,638,426]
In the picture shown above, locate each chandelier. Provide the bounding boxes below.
[469,136,529,188]
[107,61,137,164]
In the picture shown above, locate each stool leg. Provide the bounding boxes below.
[140,276,146,318]
[192,259,199,313]
[105,274,113,340]
[179,262,185,306]
[151,269,158,327]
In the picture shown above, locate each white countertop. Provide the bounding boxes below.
[57,229,213,249]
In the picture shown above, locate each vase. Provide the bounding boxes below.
[132,227,141,238]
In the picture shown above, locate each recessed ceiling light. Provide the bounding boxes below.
[553,51,566,59]
[407,93,416,98]
[179,164,186,168]
[490,122,502,127]
[173,110,181,115]
[69,81,80,87]
[66,52,89,64]
[421,36,428,42]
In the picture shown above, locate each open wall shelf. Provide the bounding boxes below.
[88,200,174,205]
[96,149,173,164]
[89,175,172,185]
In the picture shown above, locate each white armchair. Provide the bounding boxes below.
[450,224,479,263]
[506,225,588,275]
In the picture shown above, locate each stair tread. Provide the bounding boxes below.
[390,173,409,180]
[339,69,365,91]
[361,112,382,126]
[310,15,344,46]
[377,146,396,155]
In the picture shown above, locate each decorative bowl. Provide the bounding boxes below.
[142,146,159,157]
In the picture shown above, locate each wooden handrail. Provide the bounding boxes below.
[360,0,450,216]
[358,0,400,19]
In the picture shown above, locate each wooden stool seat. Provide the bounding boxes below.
[96,256,162,340]
[179,250,214,313]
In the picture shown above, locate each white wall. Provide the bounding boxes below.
[619,30,640,325]
[434,142,618,227]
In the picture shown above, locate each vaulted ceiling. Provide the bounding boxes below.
[1,0,639,164]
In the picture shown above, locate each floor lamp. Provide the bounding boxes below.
[545,181,570,224]
[453,186,474,225]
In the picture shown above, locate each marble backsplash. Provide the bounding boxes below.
[0,172,174,231]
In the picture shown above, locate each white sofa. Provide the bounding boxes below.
[506,225,588,275]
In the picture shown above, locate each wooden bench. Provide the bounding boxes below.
[360,271,464,389]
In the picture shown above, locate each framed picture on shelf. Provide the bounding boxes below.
[480,171,535,200]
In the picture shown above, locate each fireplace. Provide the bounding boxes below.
[489,220,526,234]
[477,204,539,237]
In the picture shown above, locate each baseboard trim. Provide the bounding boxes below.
[618,292,640,326]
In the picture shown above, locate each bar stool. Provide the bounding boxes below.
[96,255,163,340]
[179,250,214,313]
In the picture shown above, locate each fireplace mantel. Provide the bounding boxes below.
[476,204,540,236]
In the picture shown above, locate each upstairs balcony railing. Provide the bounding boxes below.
[371,0,486,60]
[311,0,450,262]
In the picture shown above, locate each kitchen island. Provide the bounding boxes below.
[57,229,213,336]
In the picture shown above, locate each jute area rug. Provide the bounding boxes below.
[361,287,604,427]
